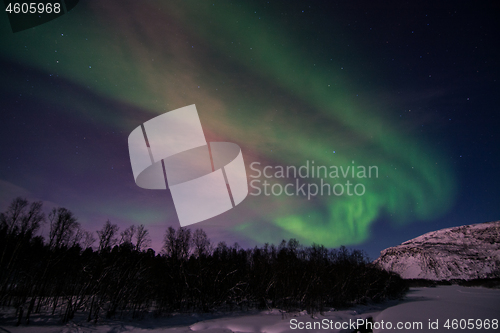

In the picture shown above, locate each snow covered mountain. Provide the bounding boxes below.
[374,221,500,280]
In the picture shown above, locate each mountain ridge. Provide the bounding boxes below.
[374,221,500,280]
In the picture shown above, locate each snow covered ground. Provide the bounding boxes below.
[1,286,499,332]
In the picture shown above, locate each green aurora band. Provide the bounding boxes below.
[0,0,456,247]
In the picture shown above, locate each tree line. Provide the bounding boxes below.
[0,197,407,325]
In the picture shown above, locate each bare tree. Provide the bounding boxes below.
[0,197,45,270]
[163,227,177,258]
[81,230,96,250]
[48,207,79,249]
[192,228,211,257]
[70,226,85,248]
[0,197,28,234]
[97,220,119,251]
[163,227,191,260]
[119,225,136,245]
[68,226,97,249]
[0,197,45,236]
[135,224,151,251]
[20,201,45,236]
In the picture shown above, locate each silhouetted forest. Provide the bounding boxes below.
[0,197,407,325]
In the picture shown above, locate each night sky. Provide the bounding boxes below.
[0,0,498,260]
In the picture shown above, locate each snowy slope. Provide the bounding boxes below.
[374,221,500,280]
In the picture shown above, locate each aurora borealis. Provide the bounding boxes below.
[0,1,498,258]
